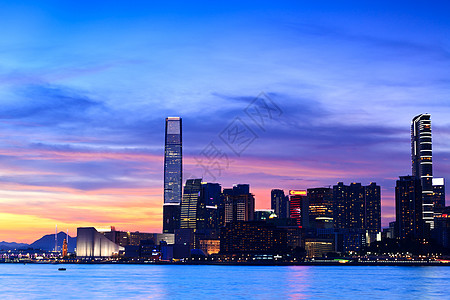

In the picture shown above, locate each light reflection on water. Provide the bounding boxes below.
[0,264,449,299]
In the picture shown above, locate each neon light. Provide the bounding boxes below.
[289,190,307,196]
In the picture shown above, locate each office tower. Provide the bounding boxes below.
[433,178,446,211]
[289,190,309,228]
[224,184,255,223]
[395,176,424,239]
[411,113,434,229]
[332,182,381,233]
[180,180,222,232]
[201,182,222,231]
[163,117,182,233]
[365,182,381,234]
[180,179,203,230]
[271,189,289,219]
[307,187,333,229]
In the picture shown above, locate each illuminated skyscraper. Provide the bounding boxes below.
[395,176,423,239]
[224,184,255,223]
[411,113,434,229]
[163,117,182,233]
[180,179,203,230]
[433,178,446,212]
[271,189,289,219]
[332,182,380,233]
[307,187,333,229]
[289,190,309,228]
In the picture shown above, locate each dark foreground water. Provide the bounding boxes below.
[0,264,449,299]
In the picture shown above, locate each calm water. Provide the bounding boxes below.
[0,264,449,299]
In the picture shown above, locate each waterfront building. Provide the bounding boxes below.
[76,227,124,257]
[433,178,446,212]
[163,117,183,233]
[332,182,381,233]
[395,176,424,240]
[220,221,299,255]
[289,190,309,228]
[304,238,334,258]
[411,114,434,229]
[307,187,333,229]
[180,179,203,230]
[271,189,289,219]
[223,184,255,223]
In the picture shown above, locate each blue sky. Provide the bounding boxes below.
[0,1,449,241]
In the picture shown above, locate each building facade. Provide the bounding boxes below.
[307,187,333,229]
[411,114,434,229]
[289,190,309,228]
[271,189,289,219]
[333,182,381,234]
[395,176,424,240]
[163,117,182,233]
[223,184,255,223]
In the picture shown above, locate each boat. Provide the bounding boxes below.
[58,268,66,271]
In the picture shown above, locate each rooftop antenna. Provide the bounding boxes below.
[55,224,58,252]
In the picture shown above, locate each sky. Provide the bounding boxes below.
[0,1,449,242]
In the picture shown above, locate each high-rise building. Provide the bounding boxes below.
[307,187,333,229]
[180,179,203,230]
[289,190,309,228]
[163,117,182,233]
[433,178,446,212]
[332,182,381,233]
[365,182,381,234]
[224,184,255,223]
[411,113,434,229]
[395,176,424,240]
[271,189,289,219]
[179,180,222,234]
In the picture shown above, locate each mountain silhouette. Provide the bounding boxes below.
[0,241,30,250]
[30,232,77,252]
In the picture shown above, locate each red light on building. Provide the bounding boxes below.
[289,190,307,196]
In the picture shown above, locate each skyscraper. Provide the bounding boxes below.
[223,184,255,223]
[271,189,289,219]
[332,182,381,233]
[180,179,203,230]
[307,187,333,229]
[163,117,182,233]
[395,176,423,239]
[289,190,309,228]
[433,178,446,212]
[411,113,434,229]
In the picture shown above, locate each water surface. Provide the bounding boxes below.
[0,264,448,299]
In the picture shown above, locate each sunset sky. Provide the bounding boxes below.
[1,1,449,242]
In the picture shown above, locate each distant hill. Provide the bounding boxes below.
[30,232,77,252]
[0,241,30,250]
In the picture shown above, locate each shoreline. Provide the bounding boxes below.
[2,261,450,267]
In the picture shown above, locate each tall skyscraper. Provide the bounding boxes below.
[271,189,289,219]
[411,113,434,229]
[180,180,222,232]
[332,182,381,233]
[365,182,381,234]
[163,117,182,233]
[180,179,203,230]
[395,176,423,239]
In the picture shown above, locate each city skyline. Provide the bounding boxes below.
[1,1,450,242]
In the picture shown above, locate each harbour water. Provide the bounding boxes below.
[0,264,449,299]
